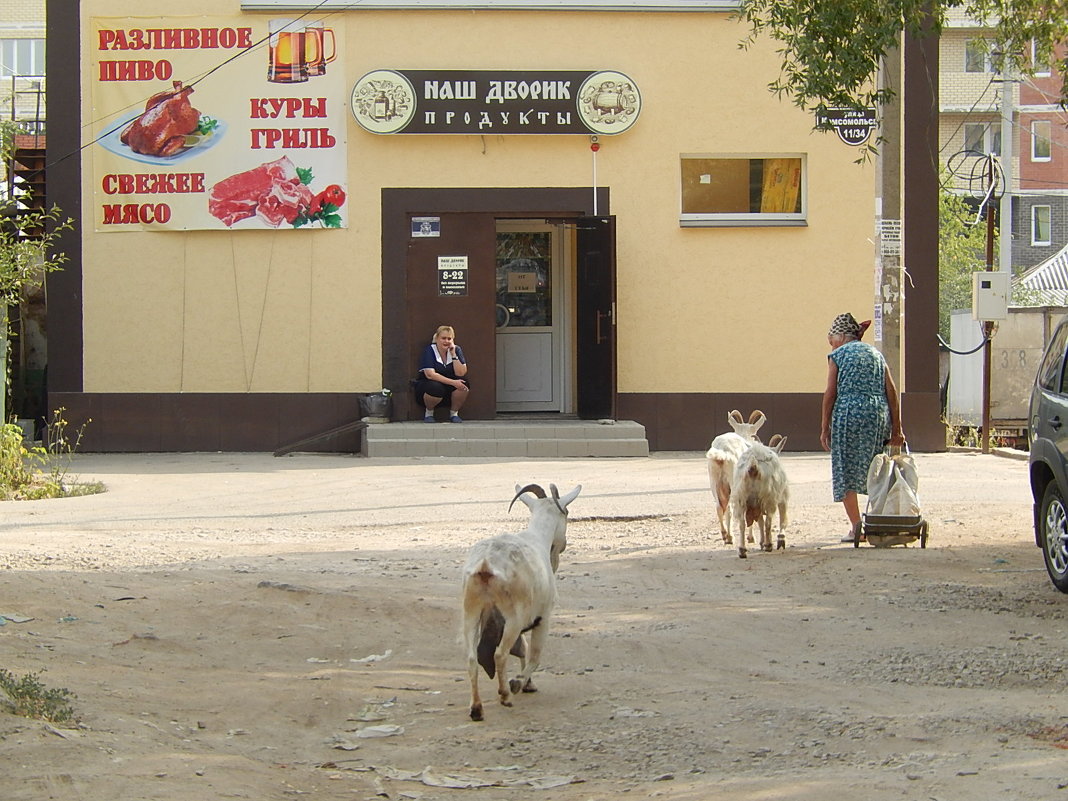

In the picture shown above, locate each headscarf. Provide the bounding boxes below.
[828,313,871,340]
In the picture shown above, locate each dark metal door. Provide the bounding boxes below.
[576,216,616,419]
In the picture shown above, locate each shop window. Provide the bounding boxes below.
[0,39,44,77]
[964,123,1001,156]
[1032,120,1052,161]
[680,155,805,227]
[1033,205,1052,246]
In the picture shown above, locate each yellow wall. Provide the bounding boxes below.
[81,2,876,395]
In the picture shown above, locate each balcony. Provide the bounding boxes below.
[0,73,45,135]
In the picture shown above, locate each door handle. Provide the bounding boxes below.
[1051,415,1063,430]
[595,310,609,345]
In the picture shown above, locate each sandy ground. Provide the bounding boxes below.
[1,449,1065,801]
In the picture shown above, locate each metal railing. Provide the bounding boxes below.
[0,72,45,134]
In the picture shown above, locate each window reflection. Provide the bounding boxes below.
[496,232,551,328]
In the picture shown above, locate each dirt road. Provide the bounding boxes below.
[1,449,1064,801]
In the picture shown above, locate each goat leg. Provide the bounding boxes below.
[468,655,484,721]
[495,618,527,707]
[734,509,748,558]
[716,482,732,544]
[509,620,546,695]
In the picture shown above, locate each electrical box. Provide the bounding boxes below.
[972,271,1009,321]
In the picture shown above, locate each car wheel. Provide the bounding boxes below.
[1040,481,1068,593]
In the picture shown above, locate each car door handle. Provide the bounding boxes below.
[1051,415,1063,430]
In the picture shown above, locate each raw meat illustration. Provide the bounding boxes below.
[208,156,314,228]
[120,81,201,158]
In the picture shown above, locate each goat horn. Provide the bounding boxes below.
[728,410,743,422]
[509,483,545,512]
[768,434,783,447]
[549,483,568,515]
[748,410,765,424]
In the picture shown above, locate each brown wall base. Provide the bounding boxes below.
[47,390,947,454]
[619,391,947,453]
[48,392,366,453]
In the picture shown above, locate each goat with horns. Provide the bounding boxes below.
[461,483,581,721]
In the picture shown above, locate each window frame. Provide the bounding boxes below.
[1032,38,1052,77]
[963,122,1001,156]
[965,39,991,73]
[0,38,45,78]
[679,153,807,228]
[1032,120,1052,161]
[1032,205,1052,246]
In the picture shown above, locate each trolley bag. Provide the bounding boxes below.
[866,446,920,517]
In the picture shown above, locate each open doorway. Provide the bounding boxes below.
[382,188,614,423]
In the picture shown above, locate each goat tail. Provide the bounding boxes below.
[476,606,505,678]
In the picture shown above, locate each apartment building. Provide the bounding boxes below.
[939,8,1068,271]
[0,0,44,135]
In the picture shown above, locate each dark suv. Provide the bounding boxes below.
[1029,315,1068,592]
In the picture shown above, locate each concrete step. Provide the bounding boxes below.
[362,419,649,457]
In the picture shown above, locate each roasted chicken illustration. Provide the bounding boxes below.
[120,81,200,157]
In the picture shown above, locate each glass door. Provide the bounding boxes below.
[495,221,566,411]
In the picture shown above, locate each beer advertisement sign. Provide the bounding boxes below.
[90,16,348,231]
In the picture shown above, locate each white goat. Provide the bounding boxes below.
[461,482,581,721]
[705,409,766,545]
[730,435,789,559]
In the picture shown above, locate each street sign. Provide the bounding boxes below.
[816,107,878,146]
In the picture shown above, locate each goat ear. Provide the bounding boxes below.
[769,434,787,453]
[558,484,582,508]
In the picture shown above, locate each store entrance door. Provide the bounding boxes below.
[494,220,570,412]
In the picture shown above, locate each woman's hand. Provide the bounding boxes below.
[887,429,905,447]
[820,430,831,451]
[455,380,468,391]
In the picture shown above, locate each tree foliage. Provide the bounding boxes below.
[938,183,988,339]
[739,0,1068,113]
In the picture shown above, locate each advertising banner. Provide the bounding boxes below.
[90,16,347,232]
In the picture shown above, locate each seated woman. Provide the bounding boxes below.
[414,325,470,423]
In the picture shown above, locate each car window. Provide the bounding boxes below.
[1039,321,1068,392]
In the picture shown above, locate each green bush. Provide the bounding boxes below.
[0,408,103,500]
[0,669,76,724]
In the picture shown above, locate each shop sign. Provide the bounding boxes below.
[816,107,877,146]
[90,16,348,232]
[351,69,640,135]
[438,256,469,296]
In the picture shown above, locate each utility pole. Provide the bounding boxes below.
[982,156,997,454]
[999,64,1014,274]
[877,38,903,383]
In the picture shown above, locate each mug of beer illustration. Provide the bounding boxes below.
[267,18,307,83]
[303,20,336,77]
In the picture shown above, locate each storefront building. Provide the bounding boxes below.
[46,0,943,452]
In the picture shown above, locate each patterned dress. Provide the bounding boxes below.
[829,341,890,502]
